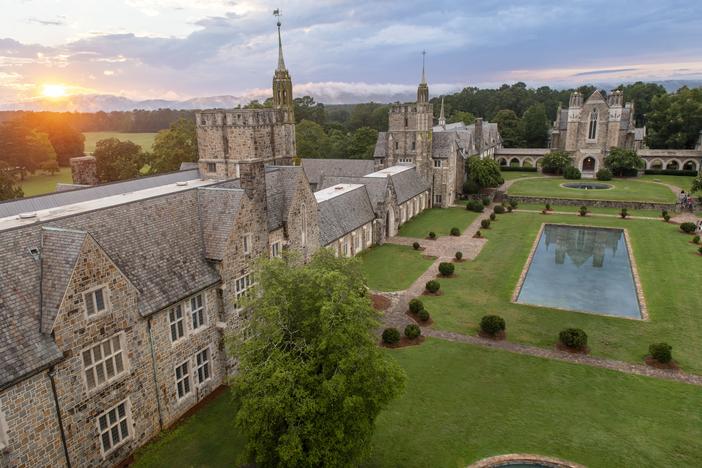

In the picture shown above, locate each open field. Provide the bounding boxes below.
[515,203,663,218]
[359,244,435,291]
[132,339,702,468]
[417,212,702,373]
[17,167,73,197]
[499,170,544,180]
[397,207,479,238]
[507,177,677,203]
[83,131,158,153]
[639,174,696,192]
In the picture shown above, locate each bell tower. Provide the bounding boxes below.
[272,10,294,124]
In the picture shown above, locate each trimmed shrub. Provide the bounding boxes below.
[680,222,696,234]
[693,235,700,244]
[428,231,436,239]
[409,298,424,314]
[698,246,702,255]
[480,315,506,336]
[404,324,421,339]
[455,251,463,260]
[500,166,537,172]
[481,196,491,206]
[475,230,482,238]
[493,205,505,214]
[596,168,613,180]
[509,199,518,209]
[563,166,582,180]
[467,200,484,212]
[450,227,460,236]
[463,180,481,195]
[545,202,551,211]
[507,206,513,213]
[579,206,588,217]
[489,213,496,221]
[438,262,455,277]
[661,209,669,218]
[649,342,672,363]
[425,280,440,294]
[382,328,401,345]
[663,214,671,222]
[644,169,698,176]
[558,328,588,349]
[417,308,430,322]
[412,241,420,250]
[620,208,628,219]
[481,219,491,229]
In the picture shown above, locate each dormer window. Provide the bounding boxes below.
[588,110,598,140]
[84,286,109,318]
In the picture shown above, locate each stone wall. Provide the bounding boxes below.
[327,221,374,257]
[70,156,98,186]
[507,195,675,211]
[0,371,65,468]
[282,171,321,263]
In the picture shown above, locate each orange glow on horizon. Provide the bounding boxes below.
[41,84,68,98]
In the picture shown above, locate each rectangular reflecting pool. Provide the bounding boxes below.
[516,224,642,319]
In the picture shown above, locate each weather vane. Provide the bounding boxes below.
[273,8,282,27]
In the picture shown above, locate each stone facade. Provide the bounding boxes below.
[69,156,98,186]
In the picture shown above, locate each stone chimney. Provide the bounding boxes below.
[474,118,483,154]
[70,156,98,186]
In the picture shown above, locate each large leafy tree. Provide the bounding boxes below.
[492,109,525,147]
[295,120,330,159]
[604,148,645,176]
[229,250,406,467]
[150,118,198,173]
[540,151,573,175]
[646,87,702,149]
[348,127,378,159]
[615,81,666,126]
[448,111,475,126]
[466,156,504,188]
[94,138,146,182]
[0,162,23,201]
[294,96,326,125]
[522,103,549,148]
[0,121,58,178]
[690,173,702,194]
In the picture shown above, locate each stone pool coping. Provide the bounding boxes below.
[511,222,649,321]
[559,182,614,191]
[468,453,586,468]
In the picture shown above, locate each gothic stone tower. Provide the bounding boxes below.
[384,55,434,186]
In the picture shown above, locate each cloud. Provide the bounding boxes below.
[27,16,66,26]
[573,68,640,77]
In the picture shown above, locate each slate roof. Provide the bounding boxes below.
[0,169,200,219]
[389,169,429,204]
[318,176,389,213]
[432,132,456,159]
[317,186,375,246]
[40,228,87,334]
[301,159,376,187]
[373,132,387,159]
[265,166,306,232]
[197,188,244,261]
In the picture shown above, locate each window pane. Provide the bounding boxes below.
[93,346,102,362]
[111,426,120,444]
[119,420,128,439]
[96,364,106,384]
[115,353,124,374]
[95,289,105,311]
[102,340,112,357]
[170,324,177,342]
[117,403,126,419]
[105,358,115,378]
[112,336,121,351]
[108,408,117,425]
[184,377,190,394]
[86,370,96,389]
[99,415,107,431]
[102,432,111,451]
[85,294,95,316]
[83,350,92,366]
[177,321,184,338]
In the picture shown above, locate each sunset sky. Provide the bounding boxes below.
[2,0,702,105]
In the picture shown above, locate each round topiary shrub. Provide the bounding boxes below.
[596,168,613,181]
[509,199,518,209]
[698,246,702,255]
[649,342,672,363]
[404,324,421,339]
[425,280,440,294]
[663,214,671,222]
[579,206,588,217]
[481,196,491,206]
[680,222,696,234]
[620,208,628,219]
[481,219,491,229]
[489,213,496,221]
[493,205,505,214]
[507,206,513,213]
[450,227,460,236]
[428,231,437,239]
[545,202,551,211]
[467,200,484,212]
[564,166,582,179]
[409,298,424,314]
[558,328,588,350]
[417,308,430,322]
[693,235,700,244]
[475,230,482,238]
[480,315,506,336]
[455,251,463,261]
[382,327,401,345]
[412,241,420,250]
[661,209,669,218]
[463,180,480,195]
[438,262,455,277]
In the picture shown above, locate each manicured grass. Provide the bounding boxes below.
[419,212,702,373]
[132,340,702,467]
[508,177,676,203]
[359,244,435,291]
[515,203,662,218]
[639,174,696,192]
[133,389,245,467]
[500,170,544,180]
[83,131,158,153]
[397,207,479,238]
[18,167,73,197]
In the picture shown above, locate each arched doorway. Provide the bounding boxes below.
[498,158,507,166]
[385,209,395,238]
[666,160,679,170]
[522,158,533,168]
[510,158,520,167]
[683,160,697,171]
[582,157,596,172]
[649,159,663,170]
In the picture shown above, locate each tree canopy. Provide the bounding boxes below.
[150,118,198,173]
[94,138,146,182]
[492,109,524,147]
[541,151,573,175]
[0,120,58,177]
[466,156,504,188]
[646,87,702,149]
[228,250,406,467]
[0,162,24,201]
[604,148,645,176]
[522,103,550,148]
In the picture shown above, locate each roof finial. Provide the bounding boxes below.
[438,96,446,127]
[273,9,286,71]
[420,50,427,84]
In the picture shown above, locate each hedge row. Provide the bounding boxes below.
[499,166,538,172]
[644,169,698,176]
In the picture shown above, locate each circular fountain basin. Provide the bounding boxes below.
[561,182,612,190]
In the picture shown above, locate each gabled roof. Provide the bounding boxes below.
[301,159,376,186]
[316,186,375,246]
[265,166,307,232]
[198,188,244,261]
[373,132,387,159]
[388,168,429,204]
[432,132,457,159]
[318,176,389,213]
[40,227,87,334]
[586,90,606,103]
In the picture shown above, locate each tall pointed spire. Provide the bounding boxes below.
[416,50,429,103]
[438,97,446,127]
[276,14,286,71]
[272,9,294,123]
[420,50,427,84]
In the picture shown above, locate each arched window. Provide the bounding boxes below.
[404,117,408,127]
[588,110,598,140]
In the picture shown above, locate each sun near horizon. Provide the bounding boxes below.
[41,83,68,99]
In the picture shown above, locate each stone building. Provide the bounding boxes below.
[373,65,501,207]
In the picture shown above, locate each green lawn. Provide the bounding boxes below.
[397,207,480,238]
[132,340,702,468]
[359,244,435,291]
[83,131,158,153]
[500,170,544,180]
[419,212,702,374]
[515,203,663,218]
[508,177,676,203]
[18,167,73,197]
[639,174,696,192]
